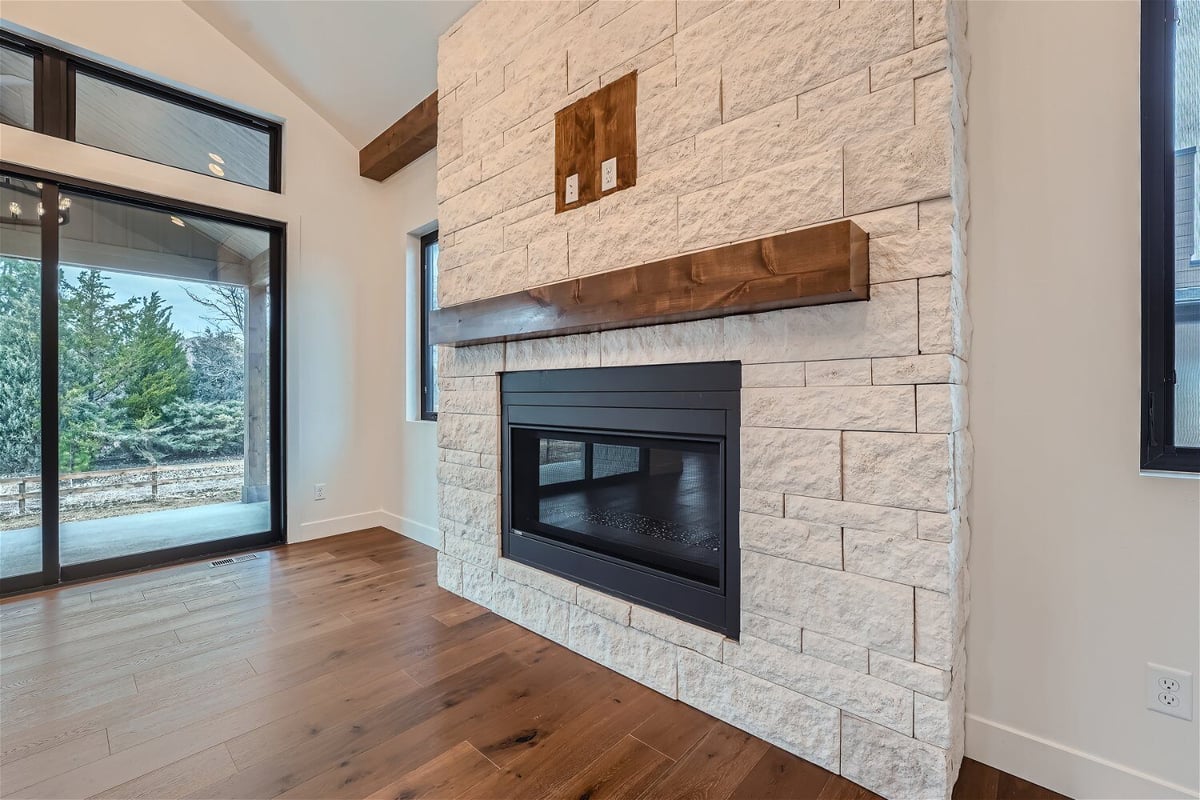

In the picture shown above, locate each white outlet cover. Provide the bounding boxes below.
[313,483,327,501]
[1147,663,1193,720]
[601,157,617,191]
[565,173,579,204]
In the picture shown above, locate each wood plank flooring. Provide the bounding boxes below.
[0,528,1068,800]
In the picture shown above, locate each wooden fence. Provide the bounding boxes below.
[0,459,243,514]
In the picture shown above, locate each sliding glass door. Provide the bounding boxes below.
[0,170,285,591]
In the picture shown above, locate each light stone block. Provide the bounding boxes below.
[803,359,871,386]
[740,488,783,517]
[724,635,913,735]
[497,558,578,603]
[436,460,498,494]
[499,154,553,211]
[480,453,499,471]
[843,432,954,512]
[679,649,841,770]
[492,577,570,645]
[785,495,918,536]
[677,0,731,30]
[869,40,949,91]
[438,174,507,234]
[439,388,499,417]
[741,427,841,500]
[918,275,969,357]
[844,528,950,592]
[462,563,494,608]
[438,484,498,531]
[917,509,958,543]
[743,386,915,432]
[678,148,843,250]
[842,714,952,800]
[441,518,493,545]
[567,0,675,91]
[740,610,803,654]
[571,189,679,275]
[444,532,498,570]
[919,196,956,230]
[851,204,919,238]
[439,448,481,467]
[917,384,967,433]
[870,650,951,699]
[576,586,631,626]
[437,413,499,455]
[440,343,504,378]
[741,513,843,570]
[636,70,721,153]
[803,629,869,673]
[916,587,956,669]
[437,553,463,594]
[845,123,952,215]
[869,228,952,283]
[482,120,553,180]
[872,354,966,385]
[599,318,726,366]
[569,605,678,697]
[742,362,805,388]
[725,279,919,363]
[528,228,569,286]
[915,692,955,749]
[630,606,724,659]
[914,0,949,47]
[742,551,914,658]
[506,333,601,372]
[916,69,954,126]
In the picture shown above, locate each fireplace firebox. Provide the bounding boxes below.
[501,362,740,637]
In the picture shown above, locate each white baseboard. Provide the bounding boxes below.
[291,509,439,548]
[966,714,1199,800]
[375,510,440,548]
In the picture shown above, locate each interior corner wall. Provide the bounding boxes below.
[374,149,440,547]
[966,2,1200,798]
[0,0,398,545]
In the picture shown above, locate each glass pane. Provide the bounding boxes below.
[514,429,722,585]
[0,175,43,578]
[1176,0,1200,447]
[58,190,272,565]
[425,237,440,416]
[74,71,272,190]
[0,46,35,129]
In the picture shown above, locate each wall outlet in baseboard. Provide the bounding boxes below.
[1147,663,1193,720]
[313,483,327,501]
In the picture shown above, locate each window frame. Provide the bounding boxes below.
[0,28,282,192]
[1141,0,1200,472]
[420,230,439,422]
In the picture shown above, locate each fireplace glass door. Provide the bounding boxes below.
[510,428,723,586]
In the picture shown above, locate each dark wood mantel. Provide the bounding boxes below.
[429,220,868,347]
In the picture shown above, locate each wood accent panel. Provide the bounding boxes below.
[359,91,438,182]
[554,71,637,213]
[430,220,869,346]
[0,529,1067,800]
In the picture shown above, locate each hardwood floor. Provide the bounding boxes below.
[0,529,1067,800]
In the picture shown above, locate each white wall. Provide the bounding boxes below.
[967,2,1200,798]
[0,0,401,543]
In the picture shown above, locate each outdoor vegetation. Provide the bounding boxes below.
[0,257,247,479]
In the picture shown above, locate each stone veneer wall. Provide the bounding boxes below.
[432,2,970,798]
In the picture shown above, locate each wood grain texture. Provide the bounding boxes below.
[359,91,438,182]
[555,71,637,213]
[430,220,870,346]
[1,529,1067,800]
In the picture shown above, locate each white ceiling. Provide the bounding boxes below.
[185,0,476,149]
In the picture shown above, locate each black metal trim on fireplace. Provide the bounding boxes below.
[501,362,741,638]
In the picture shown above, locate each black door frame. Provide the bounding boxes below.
[0,162,287,594]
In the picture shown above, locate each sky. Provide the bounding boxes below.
[62,265,220,338]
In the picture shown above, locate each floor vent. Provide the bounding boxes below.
[210,558,236,567]
[210,554,258,567]
[232,554,259,563]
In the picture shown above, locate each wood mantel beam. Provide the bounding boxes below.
[430,221,869,347]
[359,91,438,182]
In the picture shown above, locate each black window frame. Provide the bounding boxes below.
[420,230,439,422]
[1142,0,1200,472]
[0,27,282,193]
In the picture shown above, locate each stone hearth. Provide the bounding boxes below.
[433,3,970,798]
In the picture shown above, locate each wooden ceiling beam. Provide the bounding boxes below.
[359,91,438,182]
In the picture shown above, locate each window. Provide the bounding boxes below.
[421,231,439,422]
[1142,0,1200,470]
[0,28,280,191]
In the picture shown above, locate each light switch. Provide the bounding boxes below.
[565,173,579,204]
[601,158,617,191]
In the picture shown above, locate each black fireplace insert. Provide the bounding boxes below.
[501,361,740,637]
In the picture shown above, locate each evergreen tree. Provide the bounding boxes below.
[0,258,42,476]
[118,291,190,426]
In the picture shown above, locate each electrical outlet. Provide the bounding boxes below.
[565,173,579,204]
[601,157,617,191]
[1147,663,1193,720]
[313,483,327,501]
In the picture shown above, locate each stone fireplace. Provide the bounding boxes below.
[433,2,970,798]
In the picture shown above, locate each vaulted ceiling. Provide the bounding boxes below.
[185,0,476,149]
